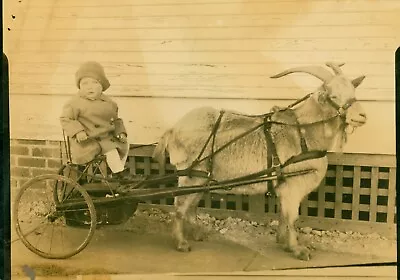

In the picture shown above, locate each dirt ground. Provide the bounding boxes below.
[11,206,397,278]
[115,207,397,261]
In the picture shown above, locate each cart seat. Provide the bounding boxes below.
[62,130,104,165]
[61,130,111,182]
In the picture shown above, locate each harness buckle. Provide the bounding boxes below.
[338,107,346,118]
[272,156,281,168]
[272,159,285,183]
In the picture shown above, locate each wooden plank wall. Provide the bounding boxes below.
[4,0,399,154]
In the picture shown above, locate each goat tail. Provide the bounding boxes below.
[152,129,173,171]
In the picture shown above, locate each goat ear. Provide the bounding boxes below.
[352,75,366,88]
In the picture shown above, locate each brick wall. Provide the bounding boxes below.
[10,139,63,190]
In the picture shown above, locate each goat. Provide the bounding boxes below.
[152,62,367,260]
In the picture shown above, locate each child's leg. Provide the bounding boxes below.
[120,142,129,165]
[105,142,130,174]
[105,149,125,173]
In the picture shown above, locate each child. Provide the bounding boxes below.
[60,61,129,178]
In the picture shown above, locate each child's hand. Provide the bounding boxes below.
[75,131,88,143]
[117,133,127,143]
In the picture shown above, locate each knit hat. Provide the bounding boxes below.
[75,61,110,91]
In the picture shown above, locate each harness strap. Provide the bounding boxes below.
[171,151,326,192]
[207,110,225,179]
[264,117,281,166]
[262,110,324,196]
[191,119,264,169]
[291,109,309,153]
[300,135,308,152]
[282,150,327,167]
[263,116,283,196]
[187,110,225,178]
[287,93,313,110]
[180,96,330,192]
[176,169,213,179]
[326,96,357,120]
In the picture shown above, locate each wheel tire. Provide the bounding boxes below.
[13,174,97,259]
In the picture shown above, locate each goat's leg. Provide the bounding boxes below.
[286,202,311,261]
[173,194,195,252]
[276,198,288,244]
[277,189,311,261]
[276,195,293,250]
[186,197,208,241]
[173,177,207,252]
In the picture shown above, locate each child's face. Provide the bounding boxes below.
[79,77,103,99]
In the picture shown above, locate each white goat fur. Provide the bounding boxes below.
[152,63,366,261]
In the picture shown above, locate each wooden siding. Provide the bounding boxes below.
[4,0,399,154]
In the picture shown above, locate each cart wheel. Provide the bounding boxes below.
[13,174,97,259]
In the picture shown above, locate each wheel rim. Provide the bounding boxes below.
[13,174,97,259]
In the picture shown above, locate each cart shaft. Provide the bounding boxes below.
[56,169,314,210]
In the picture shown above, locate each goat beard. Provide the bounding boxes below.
[329,123,348,152]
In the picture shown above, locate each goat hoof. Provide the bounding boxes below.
[283,245,292,252]
[306,243,317,251]
[295,247,311,261]
[276,234,286,244]
[192,229,207,241]
[176,240,191,252]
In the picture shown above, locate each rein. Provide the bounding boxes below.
[185,120,265,177]
[190,91,343,164]
[180,90,355,189]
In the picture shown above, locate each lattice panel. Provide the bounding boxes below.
[128,145,396,225]
[299,164,397,223]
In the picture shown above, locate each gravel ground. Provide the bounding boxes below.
[114,207,397,261]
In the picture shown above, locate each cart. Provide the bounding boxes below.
[13,104,322,260]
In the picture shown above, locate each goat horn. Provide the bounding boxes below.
[270,66,334,84]
[326,62,345,75]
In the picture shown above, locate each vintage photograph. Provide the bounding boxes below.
[4,0,398,279]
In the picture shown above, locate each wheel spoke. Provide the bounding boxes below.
[19,221,47,240]
[44,183,54,214]
[34,222,46,250]
[13,174,96,259]
[60,224,65,253]
[49,224,55,254]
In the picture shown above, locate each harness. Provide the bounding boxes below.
[178,91,357,195]
[327,97,357,119]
